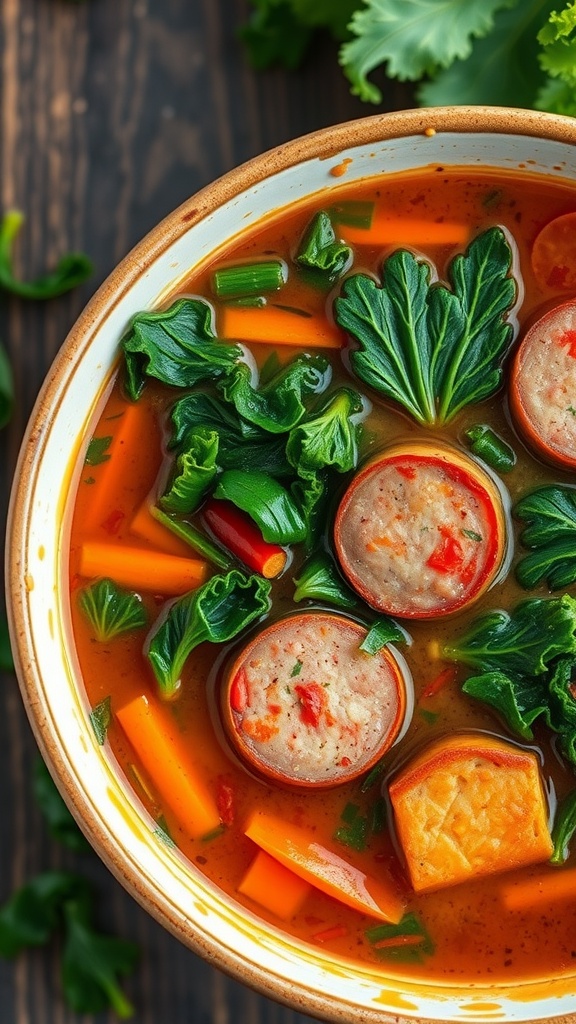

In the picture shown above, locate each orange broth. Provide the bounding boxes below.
[68,167,576,982]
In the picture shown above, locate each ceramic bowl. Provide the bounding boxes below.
[7,107,576,1024]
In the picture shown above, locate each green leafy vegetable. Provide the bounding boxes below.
[151,506,234,570]
[0,210,92,299]
[89,696,112,745]
[160,428,219,514]
[33,759,90,853]
[366,912,434,963]
[536,1,576,116]
[446,595,576,765]
[212,259,286,299]
[286,386,364,475]
[334,228,516,425]
[464,423,516,473]
[515,486,576,590]
[293,553,357,608]
[0,872,138,1017]
[290,471,328,552]
[359,617,408,654]
[122,298,242,400]
[240,0,356,70]
[334,802,370,851]
[551,787,576,864]
[0,341,14,428]
[148,570,271,698]
[84,435,112,466]
[78,579,147,642]
[294,211,352,282]
[213,469,306,544]
[219,353,330,433]
[0,612,13,672]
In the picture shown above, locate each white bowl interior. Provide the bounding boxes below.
[9,114,576,1023]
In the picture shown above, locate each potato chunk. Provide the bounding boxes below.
[389,734,553,893]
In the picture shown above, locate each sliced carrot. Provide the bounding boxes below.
[79,542,208,594]
[82,402,147,533]
[244,809,404,923]
[338,214,469,248]
[238,849,311,920]
[531,211,576,291]
[499,866,576,912]
[116,693,221,839]
[219,306,343,349]
[129,499,191,558]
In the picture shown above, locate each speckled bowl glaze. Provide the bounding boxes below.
[7,107,576,1024]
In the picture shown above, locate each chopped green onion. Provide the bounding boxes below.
[150,506,234,570]
[327,200,374,229]
[212,260,286,299]
[464,423,516,473]
[226,295,267,308]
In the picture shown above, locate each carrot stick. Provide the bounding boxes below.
[499,866,576,912]
[79,542,208,594]
[338,215,469,248]
[238,849,311,920]
[244,809,405,923]
[129,499,192,558]
[82,402,146,533]
[219,306,343,349]
[116,693,221,839]
[203,500,286,578]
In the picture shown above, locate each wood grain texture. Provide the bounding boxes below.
[0,1,411,1020]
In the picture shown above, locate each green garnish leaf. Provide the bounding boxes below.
[148,570,271,698]
[89,696,112,746]
[33,758,91,853]
[334,228,516,425]
[462,528,482,542]
[85,435,112,466]
[419,708,440,725]
[153,816,176,848]
[0,871,86,958]
[551,787,576,864]
[219,353,331,433]
[60,890,139,1018]
[213,470,306,544]
[0,612,14,672]
[0,210,92,299]
[160,428,219,514]
[536,1,576,117]
[286,386,364,475]
[291,472,328,554]
[359,617,408,654]
[295,211,352,281]
[366,911,434,963]
[122,298,242,400]
[334,802,370,851]
[464,423,516,472]
[293,553,357,609]
[515,486,576,590]
[0,341,14,428]
[78,579,147,642]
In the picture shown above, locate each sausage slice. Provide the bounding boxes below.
[333,442,507,619]
[221,613,408,788]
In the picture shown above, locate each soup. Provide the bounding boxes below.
[68,166,576,983]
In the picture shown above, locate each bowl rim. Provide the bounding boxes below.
[7,105,576,1024]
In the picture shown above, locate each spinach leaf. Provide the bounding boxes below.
[293,552,357,608]
[160,428,219,514]
[78,579,147,642]
[286,386,364,475]
[61,890,139,1018]
[290,471,328,552]
[360,617,408,654]
[294,211,352,281]
[218,353,331,432]
[213,470,306,544]
[148,570,271,698]
[551,787,576,864]
[33,759,90,853]
[0,210,92,299]
[0,341,14,429]
[89,696,113,745]
[461,671,548,740]
[123,298,242,400]
[334,228,516,424]
[515,486,576,589]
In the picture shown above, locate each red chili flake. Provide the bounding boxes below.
[395,464,416,480]
[230,669,248,713]
[426,525,464,575]
[312,924,349,943]
[216,777,234,827]
[421,665,457,699]
[339,756,352,767]
[267,703,282,716]
[100,509,125,535]
[294,682,327,728]
[560,328,576,359]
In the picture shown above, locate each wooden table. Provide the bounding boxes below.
[0,2,412,1020]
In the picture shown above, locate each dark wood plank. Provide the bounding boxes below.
[0,1,413,1020]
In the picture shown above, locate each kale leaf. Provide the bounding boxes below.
[286,386,364,475]
[515,486,576,589]
[160,427,219,514]
[218,352,330,432]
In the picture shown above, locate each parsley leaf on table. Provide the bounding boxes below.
[33,758,91,853]
[0,211,92,300]
[240,0,356,70]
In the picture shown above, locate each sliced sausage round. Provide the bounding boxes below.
[510,299,576,469]
[221,612,408,788]
[333,442,507,619]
